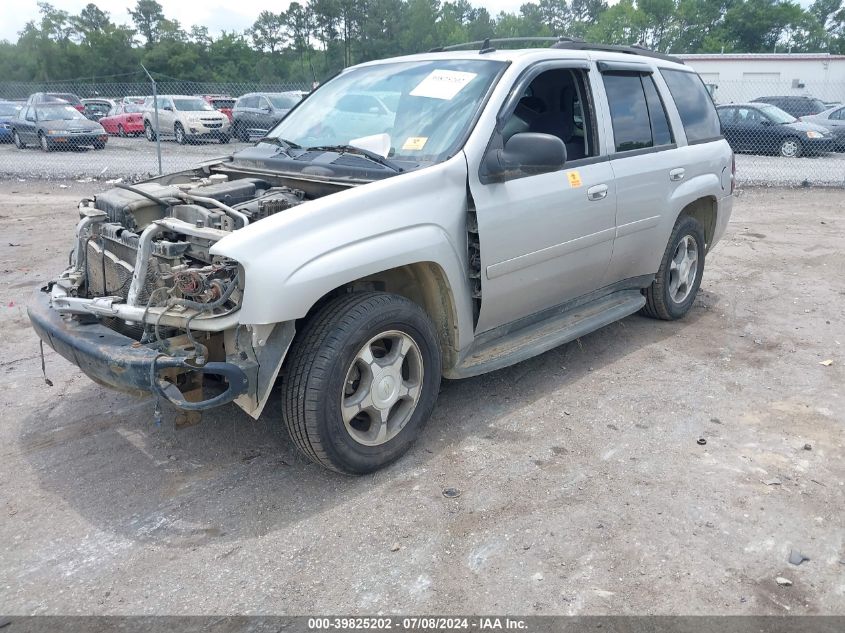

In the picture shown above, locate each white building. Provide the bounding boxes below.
[677,53,845,104]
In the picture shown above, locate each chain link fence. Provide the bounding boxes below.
[0,78,843,186]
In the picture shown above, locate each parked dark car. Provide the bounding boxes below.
[802,105,845,150]
[27,92,85,113]
[81,98,116,121]
[231,91,304,141]
[198,94,236,121]
[0,100,24,143]
[716,103,835,157]
[12,102,107,151]
[751,95,827,118]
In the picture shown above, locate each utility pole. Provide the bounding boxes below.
[141,64,162,175]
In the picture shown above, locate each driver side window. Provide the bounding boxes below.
[500,67,598,162]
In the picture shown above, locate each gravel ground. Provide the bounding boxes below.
[1,136,844,186]
[0,182,844,616]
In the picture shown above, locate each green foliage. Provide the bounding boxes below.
[0,0,843,84]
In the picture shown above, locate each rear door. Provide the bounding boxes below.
[598,64,680,284]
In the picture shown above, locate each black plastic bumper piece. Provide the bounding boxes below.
[27,291,248,410]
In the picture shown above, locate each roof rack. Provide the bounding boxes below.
[429,37,579,53]
[427,37,685,65]
[550,41,685,65]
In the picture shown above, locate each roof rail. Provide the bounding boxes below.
[550,41,685,65]
[429,36,580,53]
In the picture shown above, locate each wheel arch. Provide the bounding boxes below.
[677,195,718,252]
[301,261,461,371]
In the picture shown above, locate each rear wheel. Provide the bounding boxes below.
[280,292,441,474]
[13,131,25,149]
[779,137,802,158]
[39,133,52,152]
[218,134,230,144]
[235,122,249,142]
[641,215,705,321]
[117,124,126,138]
[144,121,156,141]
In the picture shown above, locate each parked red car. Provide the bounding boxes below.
[198,94,236,121]
[98,103,145,136]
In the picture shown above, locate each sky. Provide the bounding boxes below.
[1,0,529,43]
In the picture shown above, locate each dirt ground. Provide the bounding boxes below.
[0,182,843,616]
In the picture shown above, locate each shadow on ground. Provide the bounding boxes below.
[18,304,708,548]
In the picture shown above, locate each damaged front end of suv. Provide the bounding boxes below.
[29,172,312,417]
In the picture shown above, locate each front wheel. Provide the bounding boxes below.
[280,292,442,474]
[39,133,52,152]
[780,137,802,158]
[641,215,705,321]
[174,123,187,145]
[218,134,230,144]
[13,131,25,149]
[144,122,156,141]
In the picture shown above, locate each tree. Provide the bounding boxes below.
[128,0,165,46]
[251,10,286,53]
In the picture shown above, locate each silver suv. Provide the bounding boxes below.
[143,94,231,144]
[30,41,734,474]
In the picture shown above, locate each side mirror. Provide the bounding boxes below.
[162,105,173,111]
[760,118,772,126]
[261,105,271,113]
[483,132,567,182]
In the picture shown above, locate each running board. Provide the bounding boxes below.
[450,290,646,378]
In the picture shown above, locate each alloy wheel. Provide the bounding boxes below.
[341,330,424,447]
[668,235,699,304]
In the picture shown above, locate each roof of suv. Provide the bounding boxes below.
[352,48,689,71]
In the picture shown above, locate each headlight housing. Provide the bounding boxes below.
[806,131,823,139]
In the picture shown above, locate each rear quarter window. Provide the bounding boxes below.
[660,69,721,143]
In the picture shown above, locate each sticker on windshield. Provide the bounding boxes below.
[402,136,428,151]
[410,70,478,100]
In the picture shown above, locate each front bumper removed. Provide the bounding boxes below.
[28,290,248,411]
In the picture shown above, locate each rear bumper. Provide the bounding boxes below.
[28,290,248,410]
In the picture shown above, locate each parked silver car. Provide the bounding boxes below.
[143,94,231,144]
[801,104,845,150]
[30,42,734,474]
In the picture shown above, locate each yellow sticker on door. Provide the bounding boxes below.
[402,136,428,151]
[567,171,582,188]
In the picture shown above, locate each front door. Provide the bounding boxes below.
[468,63,617,333]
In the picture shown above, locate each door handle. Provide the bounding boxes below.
[587,184,608,201]
[669,168,686,181]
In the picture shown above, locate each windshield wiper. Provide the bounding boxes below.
[256,137,301,152]
[309,145,404,173]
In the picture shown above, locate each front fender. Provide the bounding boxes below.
[211,154,474,348]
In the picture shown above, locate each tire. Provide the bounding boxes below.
[779,137,802,158]
[117,124,126,138]
[174,123,187,145]
[144,121,156,141]
[235,122,249,142]
[641,215,706,321]
[280,292,442,474]
[39,133,52,152]
[13,131,25,149]
[218,134,230,144]
[93,140,105,150]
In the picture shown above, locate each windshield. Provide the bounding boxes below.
[268,59,506,161]
[268,94,301,109]
[0,103,22,116]
[123,104,144,113]
[173,98,214,112]
[211,99,235,109]
[759,104,796,124]
[37,105,86,121]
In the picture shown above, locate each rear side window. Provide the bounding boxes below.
[660,69,721,142]
[603,73,672,152]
